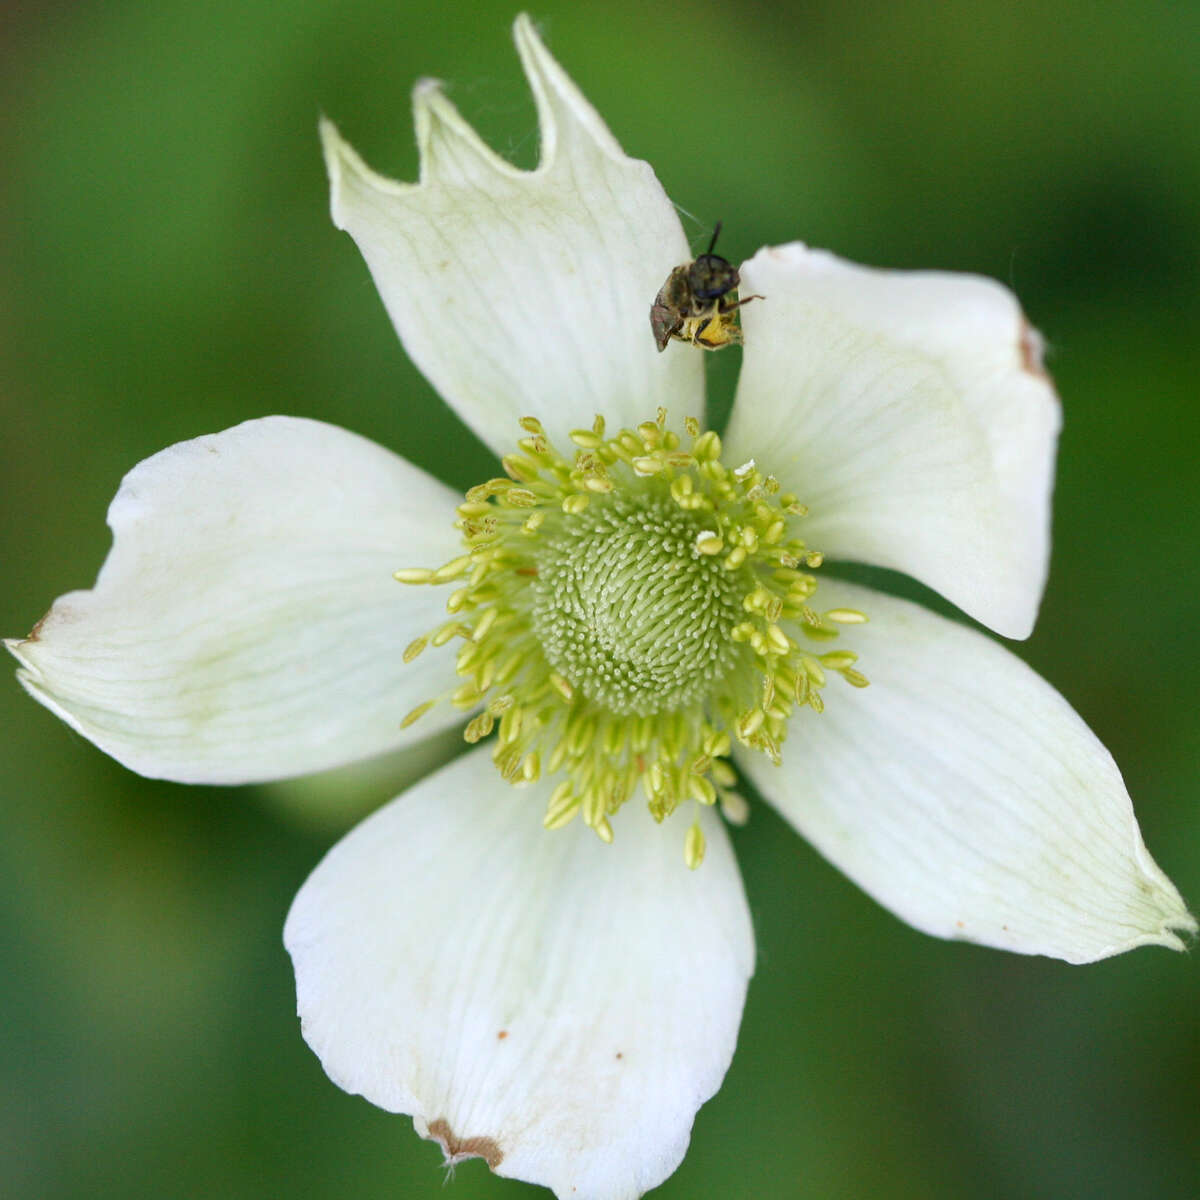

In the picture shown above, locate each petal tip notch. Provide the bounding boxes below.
[512,12,625,169]
[411,74,513,186]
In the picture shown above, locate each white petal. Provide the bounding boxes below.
[725,244,1061,639]
[285,745,754,1199]
[321,15,703,457]
[737,581,1195,963]
[8,417,465,784]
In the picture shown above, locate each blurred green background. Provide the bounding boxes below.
[3,2,1198,1197]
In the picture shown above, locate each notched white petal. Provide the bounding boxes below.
[726,243,1062,640]
[739,580,1195,964]
[321,16,701,459]
[285,746,754,1200]
[8,417,464,784]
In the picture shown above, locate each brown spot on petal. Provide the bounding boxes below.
[427,1118,504,1170]
[497,1029,508,1040]
[1018,318,1048,380]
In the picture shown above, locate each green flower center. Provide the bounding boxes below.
[396,410,868,867]
[530,494,747,716]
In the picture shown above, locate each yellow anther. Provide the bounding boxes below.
[720,791,750,826]
[705,730,732,758]
[820,650,858,669]
[403,636,428,663]
[737,709,766,739]
[825,608,868,624]
[464,712,494,743]
[766,624,791,654]
[473,608,499,641]
[400,700,435,728]
[501,455,540,482]
[493,652,523,685]
[543,781,578,828]
[712,760,738,788]
[393,567,434,584]
[567,717,595,756]
[431,555,472,582]
[431,620,467,647]
[684,821,706,870]
[801,656,826,686]
[498,707,523,747]
[582,787,606,829]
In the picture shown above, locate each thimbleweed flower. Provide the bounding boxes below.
[8,15,1194,1200]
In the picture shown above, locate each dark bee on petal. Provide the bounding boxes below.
[650,222,763,352]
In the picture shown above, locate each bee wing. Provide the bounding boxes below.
[650,301,681,352]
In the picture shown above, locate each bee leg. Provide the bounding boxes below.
[720,293,765,314]
[691,316,713,346]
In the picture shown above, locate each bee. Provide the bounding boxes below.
[650,222,762,352]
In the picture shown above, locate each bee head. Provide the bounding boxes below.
[688,254,739,301]
[687,220,739,301]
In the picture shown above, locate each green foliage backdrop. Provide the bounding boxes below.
[2,2,1198,1197]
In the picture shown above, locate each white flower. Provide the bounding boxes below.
[7,15,1194,1200]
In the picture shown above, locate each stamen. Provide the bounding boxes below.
[395,413,867,864]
